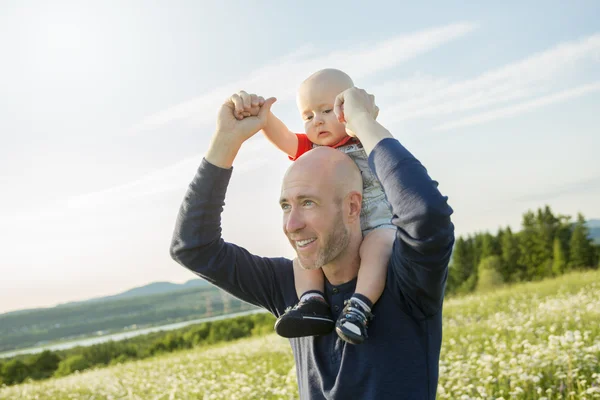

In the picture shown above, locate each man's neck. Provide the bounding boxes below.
[321,235,362,285]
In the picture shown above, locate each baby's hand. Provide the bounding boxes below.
[230,91,265,120]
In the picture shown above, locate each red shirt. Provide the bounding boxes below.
[290,134,359,161]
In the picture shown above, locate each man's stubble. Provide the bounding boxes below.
[297,208,350,271]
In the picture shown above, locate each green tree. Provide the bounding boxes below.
[82,341,137,367]
[496,228,505,249]
[2,359,30,385]
[472,234,484,272]
[149,341,168,355]
[163,332,187,351]
[481,233,501,259]
[476,256,504,292]
[500,227,521,282]
[537,206,558,260]
[533,207,554,278]
[518,211,545,280]
[555,214,573,270]
[569,213,595,268]
[551,237,567,276]
[30,350,61,380]
[447,237,474,294]
[54,355,91,378]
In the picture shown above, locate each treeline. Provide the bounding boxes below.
[0,285,257,353]
[447,206,600,295]
[0,312,275,386]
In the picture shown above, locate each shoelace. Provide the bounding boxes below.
[342,300,373,325]
[284,299,312,314]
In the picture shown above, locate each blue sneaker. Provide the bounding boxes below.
[335,298,373,345]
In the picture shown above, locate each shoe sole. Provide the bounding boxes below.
[335,326,365,345]
[275,315,334,338]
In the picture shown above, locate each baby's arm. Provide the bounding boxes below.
[262,111,299,158]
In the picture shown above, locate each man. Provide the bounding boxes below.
[170,87,454,399]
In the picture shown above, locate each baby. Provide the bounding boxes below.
[233,69,395,344]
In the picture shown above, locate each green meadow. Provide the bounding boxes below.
[1,270,599,400]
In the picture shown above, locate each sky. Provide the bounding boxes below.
[1,1,599,314]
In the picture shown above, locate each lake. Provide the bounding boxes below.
[0,309,267,359]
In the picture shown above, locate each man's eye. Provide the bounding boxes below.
[303,200,314,206]
[281,204,290,211]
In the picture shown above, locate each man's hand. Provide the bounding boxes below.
[333,87,379,138]
[231,90,266,120]
[206,91,276,169]
[216,91,276,144]
[334,87,391,155]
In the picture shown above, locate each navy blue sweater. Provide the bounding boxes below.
[170,138,454,399]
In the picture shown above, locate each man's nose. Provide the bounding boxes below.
[285,208,305,233]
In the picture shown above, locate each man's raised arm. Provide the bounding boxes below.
[169,95,294,316]
[337,87,455,319]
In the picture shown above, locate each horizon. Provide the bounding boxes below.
[3,217,598,317]
[0,278,207,316]
[1,1,599,314]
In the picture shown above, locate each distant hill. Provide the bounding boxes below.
[587,219,600,244]
[0,281,256,353]
[1,279,212,318]
[56,279,211,307]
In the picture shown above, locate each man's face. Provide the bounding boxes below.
[280,173,350,270]
[297,80,349,147]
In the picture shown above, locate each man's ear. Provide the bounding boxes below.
[346,191,362,223]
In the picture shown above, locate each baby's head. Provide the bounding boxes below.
[297,69,354,147]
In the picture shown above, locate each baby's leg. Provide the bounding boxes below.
[293,258,325,301]
[274,259,333,338]
[336,227,395,344]
[355,227,396,304]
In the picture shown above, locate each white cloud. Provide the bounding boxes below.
[91,23,477,215]
[434,81,600,131]
[382,33,600,122]
[21,28,600,218]
[66,156,201,209]
[67,137,272,209]
[130,22,477,133]
[95,28,600,213]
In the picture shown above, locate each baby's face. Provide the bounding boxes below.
[297,79,349,147]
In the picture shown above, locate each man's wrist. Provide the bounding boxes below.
[204,132,243,169]
[348,112,377,133]
[349,115,393,156]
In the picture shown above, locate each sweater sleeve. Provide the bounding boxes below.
[369,138,455,319]
[169,158,293,317]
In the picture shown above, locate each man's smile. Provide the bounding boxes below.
[295,237,317,248]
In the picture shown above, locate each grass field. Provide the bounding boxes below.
[2,270,599,399]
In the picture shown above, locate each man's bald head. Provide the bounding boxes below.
[280,146,364,273]
[285,146,362,202]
